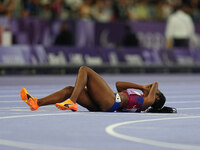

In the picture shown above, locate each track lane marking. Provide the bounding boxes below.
[0,139,84,150]
[106,115,200,150]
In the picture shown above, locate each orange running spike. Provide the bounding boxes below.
[55,99,77,111]
[20,88,39,111]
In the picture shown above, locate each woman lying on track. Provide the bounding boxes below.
[20,66,167,113]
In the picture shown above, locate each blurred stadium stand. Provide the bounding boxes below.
[0,0,200,74]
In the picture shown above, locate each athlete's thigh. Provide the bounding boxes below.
[85,67,115,111]
[77,88,100,111]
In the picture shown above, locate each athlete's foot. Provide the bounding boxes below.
[20,88,39,111]
[55,99,77,111]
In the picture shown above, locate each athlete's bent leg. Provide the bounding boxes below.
[37,86,74,106]
[57,66,116,111]
[22,86,100,111]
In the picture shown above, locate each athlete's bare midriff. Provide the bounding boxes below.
[117,92,128,109]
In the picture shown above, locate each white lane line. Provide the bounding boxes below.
[0,100,21,103]
[0,94,45,98]
[0,89,58,92]
[0,113,82,150]
[0,106,36,109]
[167,101,200,104]
[105,115,200,150]
[0,112,78,120]
[0,139,84,150]
[167,95,200,98]
[0,106,53,109]
[165,91,200,94]
[178,107,200,110]
[0,106,200,113]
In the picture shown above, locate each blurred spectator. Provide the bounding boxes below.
[0,27,3,44]
[12,0,24,18]
[165,0,196,49]
[0,0,198,22]
[0,0,15,17]
[60,0,83,19]
[191,0,200,22]
[0,17,15,46]
[128,0,151,21]
[23,0,42,17]
[51,0,62,19]
[161,0,173,20]
[91,0,113,22]
[122,25,140,47]
[65,0,83,11]
[154,1,168,21]
[78,0,92,20]
[113,0,129,20]
[54,22,74,46]
[39,0,52,19]
[0,0,7,16]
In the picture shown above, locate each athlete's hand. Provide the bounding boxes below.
[144,83,153,89]
[143,82,159,96]
[143,83,152,92]
[143,85,151,96]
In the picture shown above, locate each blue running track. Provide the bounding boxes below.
[0,74,200,150]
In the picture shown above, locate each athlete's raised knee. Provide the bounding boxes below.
[79,66,90,72]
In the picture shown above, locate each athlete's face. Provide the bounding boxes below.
[155,90,161,102]
[155,94,160,102]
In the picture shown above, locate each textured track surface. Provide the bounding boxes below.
[0,74,200,150]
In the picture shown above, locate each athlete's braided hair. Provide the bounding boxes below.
[151,92,166,109]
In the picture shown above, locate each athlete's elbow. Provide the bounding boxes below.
[116,81,120,87]
[153,82,158,85]
[116,82,123,92]
[152,82,158,88]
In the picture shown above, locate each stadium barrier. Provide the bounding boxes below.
[1,18,199,49]
[0,45,200,74]
[1,18,200,74]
